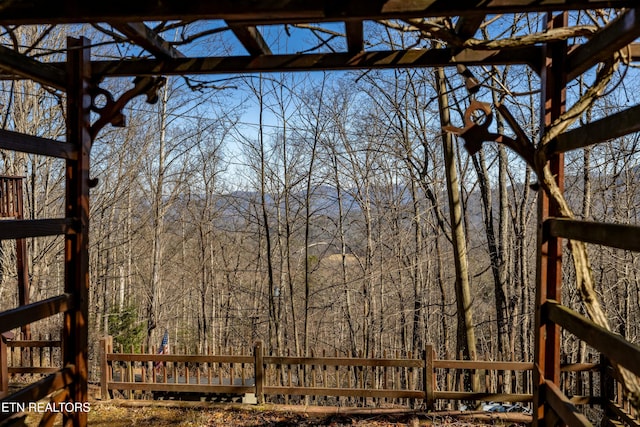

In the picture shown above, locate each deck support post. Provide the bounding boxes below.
[534,12,567,427]
[63,36,92,427]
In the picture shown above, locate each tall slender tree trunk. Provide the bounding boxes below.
[434,67,477,374]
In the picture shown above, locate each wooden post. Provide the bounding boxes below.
[15,177,31,368]
[424,345,434,410]
[0,333,9,398]
[64,36,92,427]
[254,340,264,404]
[99,337,109,400]
[533,12,567,427]
[600,355,615,425]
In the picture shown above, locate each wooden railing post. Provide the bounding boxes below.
[254,340,264,404]
[424,344,434,410]
[100,337,110,400]
[600,354,615,424]
[0,333,9,398]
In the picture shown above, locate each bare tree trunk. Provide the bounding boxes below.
[146,83,169,349]
[434,67,477,372]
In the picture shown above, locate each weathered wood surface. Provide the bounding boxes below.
[546,300,640,378]
[546,218,640,252]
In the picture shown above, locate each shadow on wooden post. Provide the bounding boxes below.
[0,332,13,398]
[424,344,434,410]
[100,336,113,400]
[254,340,264,404]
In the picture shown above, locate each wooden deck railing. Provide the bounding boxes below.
[99,337,611,415]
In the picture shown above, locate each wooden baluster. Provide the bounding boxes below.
[287,349,292,405]
[241,347,245,386]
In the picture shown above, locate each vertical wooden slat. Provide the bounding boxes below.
[99,338,109,400]
[254,341,264,404]
[63,36,91,427]
[14,177,31,352]
[0,334,8,398]
[534,12,567,426]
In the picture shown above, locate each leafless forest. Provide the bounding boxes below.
[0,14,638,381]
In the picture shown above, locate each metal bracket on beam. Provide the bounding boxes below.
[89,76,166,139]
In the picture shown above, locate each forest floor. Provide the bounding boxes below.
[24,400,532,426]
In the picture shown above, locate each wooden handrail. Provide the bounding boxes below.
[545,300,640,377]
[0,218,76,240]
[0,366,74,422]
[0,294,74,334]
[0,129,77,160]
[545,380,593,427]
[545,218,640,252]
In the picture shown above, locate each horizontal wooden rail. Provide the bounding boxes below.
[0,129,77,160]
[107,354,253,364]
[545,218,640,252]
[8,367,59,374]
[544,380,593,427]
[434,360,533,370]
[0,294,74,334]
[547,103,640,154]
[0,218,76,240]
[560,363,599,372]
[606,401,640,427]
[545,300,640,377]
[108,382,254,395]
[7,340,61,348]
[434,391,532,402]
[0,366,74,422]
[263,356,423,368]
[264,386,424,399]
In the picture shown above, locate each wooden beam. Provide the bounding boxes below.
[454,15,486,92]
[64,36,91,427]
[89,47,541,77]
[545,218,640,252]
[108,353,253,364]
[434,360,533,370]
[227,24,272,56]
[567,8,640,80]
[8,340,62,348]
[545,300,640,378]
[0,129,77,160]
[0,294,74,334]
[264,356,423,368]
[544,380,593,427]
[455,15,485,40]
[606,401,640,427]
[434,391,533,402]
[345,20,364,53]
[109,382,255,395]
[0,1,635,25]
[534,12,566,425]
[112,23,184,59]
[264,386,424,399]
[547,103,640,154]
[0,367,74,422]
[0,44,66,90]
[0,218,76,239]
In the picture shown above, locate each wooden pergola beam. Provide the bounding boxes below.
[567,8,640,80]
[454,15,486,93]
[0,44,66,90]
[345,20,364,53]
[0,1,635,25]
[226,24,272,56]
[112,22,185,59]
[88,47,542,78]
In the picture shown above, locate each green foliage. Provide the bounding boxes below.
[108,305,145,351]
